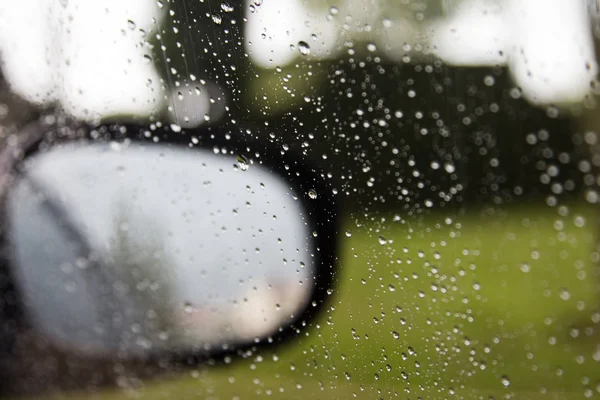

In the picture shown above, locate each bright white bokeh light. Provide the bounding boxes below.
[0,0,597,116]
[430,0,597,105]
[429,0,509,65]
[244,0,338,68]
[506,0,597,105]
[0,0,164,120]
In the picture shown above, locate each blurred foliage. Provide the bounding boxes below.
[152,0,586,214]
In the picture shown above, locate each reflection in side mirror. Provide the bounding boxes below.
[6,141,323,358]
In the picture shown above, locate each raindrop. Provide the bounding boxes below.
[170,123,182,133]
[64,280,76,292]
[127,20,136,30]
[212,14,223,24]
[308,189,318,199]
[559,289,571,301]
[574,215,586,227]
[345,230,352,237]
[220,2,234,12]
[501,375,511,387]
[298,41,311,56]
[378,236,387,245]
[391,331,400,340]
[329,6,339,15]
[236,154,250,171]
[143,54,153,64]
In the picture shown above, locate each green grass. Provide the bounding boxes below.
[27,203,600,400]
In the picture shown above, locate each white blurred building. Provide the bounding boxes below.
[0,0,596,120]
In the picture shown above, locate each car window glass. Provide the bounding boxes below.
[1,1,600,399]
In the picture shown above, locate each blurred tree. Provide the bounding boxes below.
[153,0,249,123]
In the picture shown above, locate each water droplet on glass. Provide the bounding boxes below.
[484,75,495,86]
[329,6,339,15]
[501,375,511,387]
[392,331,400,340]
[308,189,318,199]
[345,230,352,237]
[170,123,182,133]
[298,41,311,56]
[127,20,136,30]
[212,14,222,24]
[378,236,387,245]
[221,2,234,12]
[236,154,249,171]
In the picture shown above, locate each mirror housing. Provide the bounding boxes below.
[0,119,338,394]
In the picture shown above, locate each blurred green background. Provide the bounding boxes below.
[22,203,600,399]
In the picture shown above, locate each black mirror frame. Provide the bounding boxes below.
[0,115,339,391]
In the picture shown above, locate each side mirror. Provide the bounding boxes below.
[0,120,337,392]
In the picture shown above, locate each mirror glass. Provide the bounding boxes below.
[6,141,316,357]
